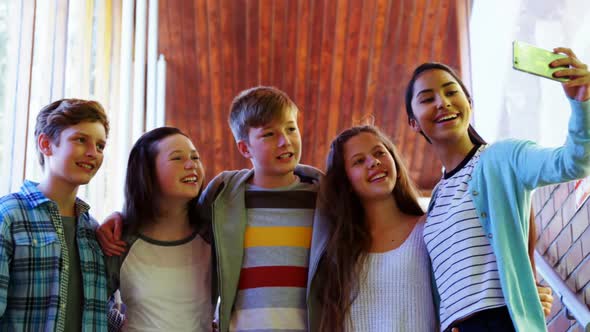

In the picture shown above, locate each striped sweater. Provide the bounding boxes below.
[229,178,316,331]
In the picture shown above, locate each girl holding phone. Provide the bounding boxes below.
[405,47,589,331]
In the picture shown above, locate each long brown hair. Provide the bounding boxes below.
[316,125,424,331]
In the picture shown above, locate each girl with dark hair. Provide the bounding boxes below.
[105,127,212,331]
[311,125,436,331]
[405,48,590,331]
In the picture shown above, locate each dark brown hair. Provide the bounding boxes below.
[122,127,204,236]
[404,62,485,145]
[316,125,424,331]
[34,98,110,167]
[228,86,298,142]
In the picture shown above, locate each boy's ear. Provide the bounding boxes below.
[38,133,53,156]
[237,140,252,159]
[409,118,421,133]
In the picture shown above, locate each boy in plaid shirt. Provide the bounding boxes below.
[0,99,110,331]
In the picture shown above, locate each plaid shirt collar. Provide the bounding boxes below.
[21,180,91,215]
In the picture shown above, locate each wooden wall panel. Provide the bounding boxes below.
[159,0,471,191]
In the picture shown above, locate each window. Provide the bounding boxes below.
[0,0,22,194]
[0,1,162,222]
[470,0,590,146]
[0,1,124,221]
[0,2,8,175]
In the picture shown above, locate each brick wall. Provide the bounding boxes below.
[534,181,590,331]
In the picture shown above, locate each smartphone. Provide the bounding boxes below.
[512,41,568,82]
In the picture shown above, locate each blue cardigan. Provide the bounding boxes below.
[430,98,590,332]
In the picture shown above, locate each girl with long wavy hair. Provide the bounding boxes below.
[312,125,435,331]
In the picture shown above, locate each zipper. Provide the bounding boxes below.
[307,240,327,299]
[306,239,327,332]
[212,200,224,331]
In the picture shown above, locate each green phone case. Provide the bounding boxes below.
[513,41,568,82]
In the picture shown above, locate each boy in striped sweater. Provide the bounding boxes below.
[199,86,324,332]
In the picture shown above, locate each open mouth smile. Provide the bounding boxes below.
[435,114,459,123]
[76,162,95,171]
[368,172,387,182]
[277,152,294,160]
[181,175,199,183]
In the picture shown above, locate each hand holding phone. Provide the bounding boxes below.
[551,47,590,102]
[512,41,568,82]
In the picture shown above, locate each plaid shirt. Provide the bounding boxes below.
[0,180,108,331]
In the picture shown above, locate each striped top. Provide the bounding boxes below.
[0,180,108,332]
[348,221,436,332]
[424,146,505,331]
[229,177,317,332]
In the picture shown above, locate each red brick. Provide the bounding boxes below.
[550,184,559,196]
[570,209,590,242]
[576,289,585,305]
[547,215,565,245]
[547,245,560,266]
[555,226,572,260]
[547,293,563,321]
[537,231,551,255]
[556,262,569,281]
[535,219,543,242]
[553,183,570,211]
[540,187,550,205]
[580,227,590,257]
[566,274,577,290]
[541,201,557,229]
[537,187,545,203]
[564,242,583,277]
[569,181,577,193]
[562,195,578,225]
[547,309,573,332]
[531,191,543,211]
[534,190,548,216]
[575,260,590,291]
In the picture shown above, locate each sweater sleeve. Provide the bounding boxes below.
[508,98,590,189]
[198,172,231,223]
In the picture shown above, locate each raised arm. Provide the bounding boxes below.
[511,49,590,189]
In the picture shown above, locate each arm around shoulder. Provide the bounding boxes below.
[197,172,230,222]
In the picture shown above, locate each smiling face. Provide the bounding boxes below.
[41,121,107,189]
[343,132,398,202]
[238,105,302,188]
[409,69,473,147]
[154,134,205,201]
